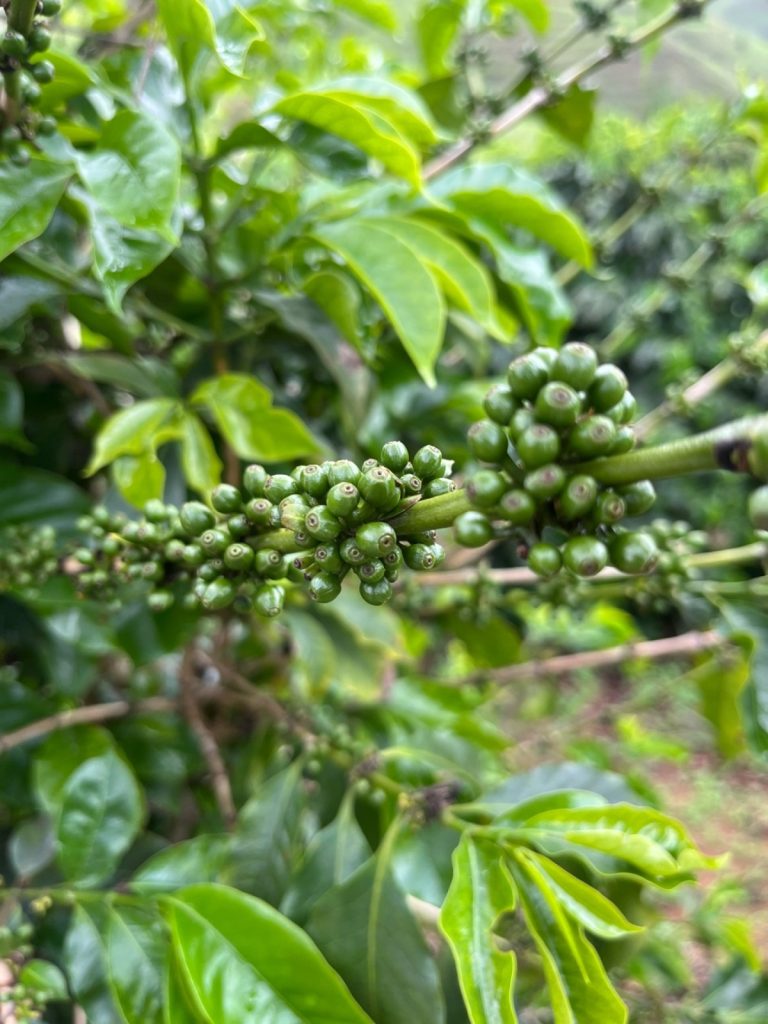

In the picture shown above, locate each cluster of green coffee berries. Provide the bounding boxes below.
[0,524,58,593]
[0,0,60,163]
[456,343,660,579]
[71,444,454,615]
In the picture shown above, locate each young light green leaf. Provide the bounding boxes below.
[56,748,145,887]
[165,884,374,1024]
[84,397,181,476]
[191,373,319,462]
[332,0,398,30]
[307,856,446,1024]
[165,954,204,1024]
[429,163,593,267]
[417,0,464,77]
[315,77,438,147]
[107,905,167,1024]
[0,158,71,263]
[507,0,549,32]
[508,854,628,1024]
[365,216,503,337]
[88,209,176,312]
[155,0,217,78]
[439,833,519,1024]
[689,649,748,758]
[275,90,422,184]
[77,111,180,240]
[514,849,643,940]
[314,220,445,385]
[180,412,222,496]
[113,451,166,508]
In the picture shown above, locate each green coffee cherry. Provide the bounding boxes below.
[534,382,581,429]
[516,424,561,469]
[562,536,608,577]
[314,542,343,573]
[254,584,285,617]
[567,415,616,458]
[356,521,397,558]
[620,480,656,517]
[199,529,229,556]
[553,343,598,390]
[326,459,361,487]
[467,469,507,509]
[423,477,455,498]
[748,485,768,531]
[610,531,660,575]
[467,419,508,463]
[359,466,399,509]
[412,445,443,481]
[340,537,366,565]
[605,391,637,425]
[356,559,386,583]
[224,543,254,571]
[31,59,55,83]
[557,475,598,521]
[326,482,360,518]
[2,31,27,57]
[309,572,342,603]
[28,24,52,51]
[507,352,550,399]
[508,407,535,440]
[588,364,627,411]
[594,491,626,525]
[243,464,268,496]
[255,548,285,579]
[359,578,392,605]
[610,425,635,454]
[454,511,493,547]
[400,473,422,495]
[203,577,237,610]
[380,441,409,474]
[524,463,566,501]
[183,544,205,567]
[497,489,536,525]
[305,506,342,542]
[245,498,273,527]
[484,384,517,425]
[528,542,562,578]
[264,474,299,503]
[403,543,437,570]
[148,590,174,612]
[41,0,63,13]
[180,502,216,536]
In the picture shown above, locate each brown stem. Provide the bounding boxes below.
[0,697,176,756]
[423,2,705,182]
[180,648,237,829]
[465,630,723,686]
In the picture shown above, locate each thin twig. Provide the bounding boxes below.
[464,630,723,686]
[0,697,176,756]
[179,648,237,829]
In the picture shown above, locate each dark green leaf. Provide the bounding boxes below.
[64,354,179,398]
[33,726,113,814]
[308,856,446,1024]
[56,748,145,886]
[165,884,374,1023]
[63,905,122,1024]
[107,905,167,1024]
[132,835,232,894]
[0,369,31,450]
[0,459,88,530]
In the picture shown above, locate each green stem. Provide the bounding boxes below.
[687,542,768,570]
[390,489,473,533]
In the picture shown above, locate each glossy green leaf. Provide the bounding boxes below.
[515,849,643,940]
[275,90,422,184]
[132,835,232,894]
[180,412,223,496]
[63,904,122,1024]
[281,795,370,923]
[230,763,307,904]
[33,726,113,815]
[107,905,167,1024]
[439,833,519,1024]
[0,460,88,529]
[0,275,60,330]
[113,451,166,507]
[18,959,68,1001]
[9,816,55,881]
[85,397,181,476]
[332,0,398,29]
[538,83,595,148]
[0,158,71,263]
[56,748,145,886]
[215,121,281,160]
[367,216,502,336]
[314,220,445,385]
[508,852,627,1024]
[308,856,446,1024]
[689,649,749,758]
[191,373,318,462]
[77,111,180,239]
[417,0,464,77]
[64,354,179,398]
[166,955,205,1024]
[313,77,438,148]
[165,884,374,1023]
[429,163,593,267]
[156,0,216,78]
[303,269,364,350]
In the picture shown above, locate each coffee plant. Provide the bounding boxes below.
[2,0,768,1021]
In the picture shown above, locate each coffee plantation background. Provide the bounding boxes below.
[1,0,768,1021]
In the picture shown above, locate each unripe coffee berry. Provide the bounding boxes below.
[528,542,562,578]
[567,415,616,458]
[380,440,409,473]
[467,419,508,463]
[516,424,561,469]
[620,480,656,517]
[484,383,517,425]
[610,531,659,575]
[309,572,342,603]
[467,469,507,508]
[359,578,392,605]
[588,364,627,412]
[524,463,566,501]
[356,521,397,558]
[497,489,536,525]
[243,464,268,496]
[562,536,608,577]
[326,482,360,518]
[412,445,443,481]
[180,501,215,536]
[534,382,581,429]
[507,352,549,399]
[557,475,598,521]
[454,510,493,548]
[552,342,598,390]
